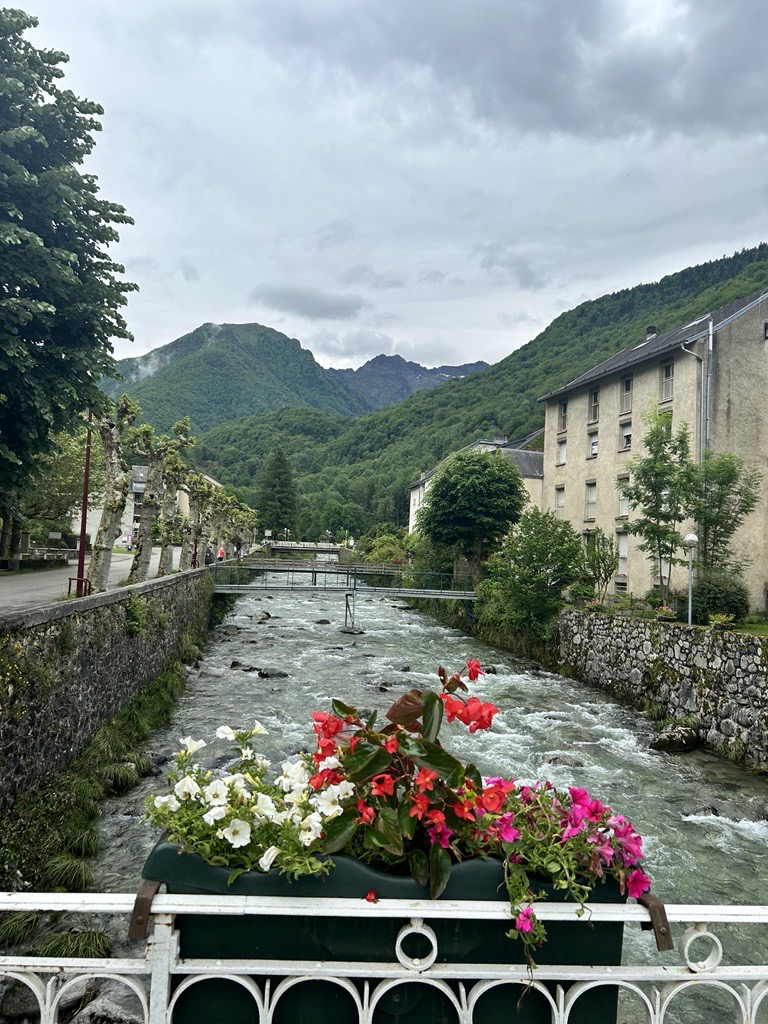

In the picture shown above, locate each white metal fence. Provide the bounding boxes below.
[1,892,767,1023]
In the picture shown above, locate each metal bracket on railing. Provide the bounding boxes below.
[638,892,674,951]
[128,879,161,939]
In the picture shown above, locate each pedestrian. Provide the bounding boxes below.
[217,545,225,562]
[204,546,214,565]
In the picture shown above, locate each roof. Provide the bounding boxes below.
[408,441,543,489]
[538,287,768,404]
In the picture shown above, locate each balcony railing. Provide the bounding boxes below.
[1,892,767,1022]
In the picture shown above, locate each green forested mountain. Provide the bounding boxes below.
[101,322,488,433]
[192,245,768,538]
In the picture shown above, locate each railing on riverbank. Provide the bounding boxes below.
[211,561,477,601]
[1,893,767,1023]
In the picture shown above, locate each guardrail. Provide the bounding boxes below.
[1,893,766,1023]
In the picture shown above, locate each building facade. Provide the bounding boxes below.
[539,288,768,609]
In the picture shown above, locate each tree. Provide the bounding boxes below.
[416,449,526,581]
[617,407,695,600]
[255,447,297,537]
[583,529,619,603]
[87,394,139,592]
[0,10,136,522]
[477,507,585,640]
[687,450,762,572]
[125,418,192,583]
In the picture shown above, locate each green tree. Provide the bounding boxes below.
[688,450,761,572]
[416,449,526,581]
[617,407,695,600]
[255,447,298,537]
[477,507,584,641]
[583,528,619,602]
[0,10,135,521]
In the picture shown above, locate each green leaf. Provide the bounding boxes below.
[397,798,417,839]
[370,806,403,855]
[343,740,392,784]
[411,737,463,781]
[429,844,452,898]
[421,690,443,742]
[331,698,358,719]
[318,811,359,853]
[409,849,429,887]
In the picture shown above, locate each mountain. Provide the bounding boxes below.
[329,354,488,409]
[191,244,768,536]
[100,323,488,434]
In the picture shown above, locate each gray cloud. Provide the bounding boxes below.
[476,244,549,290]
[307,327,396,365]
[179,261,200,282]
[314,219,357,252]
[340,263,405,289]
[249,285,367,321]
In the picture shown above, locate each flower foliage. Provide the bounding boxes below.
[146,660,651,959]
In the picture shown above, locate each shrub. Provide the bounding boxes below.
[691,569,750,625]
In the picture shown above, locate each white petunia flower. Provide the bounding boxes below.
[174,776,202,801]
[215,726,236,741]
[220,818,251,848]
[203,805,228,826]
[179,736,207,754]
[317,755,342,771]
[253,793,277,819]
[258,845,280,872]
[251,755,270,771]
[203,780,230,805]
[154,794,180,812]
[276,760,310,792]
[336,780,356,800]
[312,789,343,820]
[284,786,308,807]
[239,746,254,761]
[251,719,267,735]
[299,812,324,846]
[229,773,249,793]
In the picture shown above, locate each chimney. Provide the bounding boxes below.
[646,326,658,339]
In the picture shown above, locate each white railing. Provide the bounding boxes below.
[1,893,767,1023]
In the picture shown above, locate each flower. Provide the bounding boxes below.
[146,660,652,965]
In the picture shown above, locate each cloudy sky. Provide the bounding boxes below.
[27,0,768,368]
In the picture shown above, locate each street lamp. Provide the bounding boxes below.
[75,409,93,597]
[683,532,698,625]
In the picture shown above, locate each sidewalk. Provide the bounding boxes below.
[0,549,163,615]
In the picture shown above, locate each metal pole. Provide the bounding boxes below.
[76,409,93,597]
[687,546,693,626]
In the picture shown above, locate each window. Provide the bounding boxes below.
[620,376,633,414]
[585,481,597,521]
[764,321,768,341]
[558,401,568,432]
[660,362,674,402]
[619,422,632,451]
[614,578,628,594]
[617,532,628,576]
[617,475,629,518]
[588,387,600,423]
[587,432,599,458]
[557,438,567,465]
[554,486,565,519]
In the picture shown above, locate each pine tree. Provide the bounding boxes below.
[256,447,298,538]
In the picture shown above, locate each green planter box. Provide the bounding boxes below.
[143,842,626,1024]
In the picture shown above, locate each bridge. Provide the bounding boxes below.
[261,540,342,556]
[211,559,477,602]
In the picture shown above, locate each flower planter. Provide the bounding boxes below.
[142,842,626,1024]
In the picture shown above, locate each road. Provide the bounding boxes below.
[0,549,163,616]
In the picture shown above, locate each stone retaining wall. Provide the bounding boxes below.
[0,570,214,812]
[558,610,768,767]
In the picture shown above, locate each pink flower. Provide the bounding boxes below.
[493,811,520,843]
[515,906,534,933]
[426,821,454,848]
[627,869,651,899]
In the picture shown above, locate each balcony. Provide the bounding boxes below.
[1,891,767,1022]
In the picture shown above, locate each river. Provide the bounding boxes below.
[94,584,768,1020]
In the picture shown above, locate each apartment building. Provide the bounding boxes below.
[539,288,768,608]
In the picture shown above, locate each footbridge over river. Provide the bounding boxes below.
[211,559,477,601]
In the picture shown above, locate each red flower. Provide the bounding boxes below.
[409,792,431,820]
[384,736,399,753]
[466,658,483,681]
[356,798,376,824]
[311,711,344,740]
[414,767,438,793]
[370,773,396,797]
[365,889,379,903]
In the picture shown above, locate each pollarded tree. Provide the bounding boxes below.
[0,10,135,523]
[256,447,297,538]
[416,449,526,582]
[584,528,619,603]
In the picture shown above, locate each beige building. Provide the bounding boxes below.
[408,434,544,533]
[539,288,768,609]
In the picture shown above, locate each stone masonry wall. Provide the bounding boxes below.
[0,569,214,812]
[558,610,768,767]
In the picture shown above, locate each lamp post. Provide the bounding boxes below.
[683,532,698,625]
[75,409,93,597]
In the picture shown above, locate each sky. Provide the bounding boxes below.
[25,0,768,369]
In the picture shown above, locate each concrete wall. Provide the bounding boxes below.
[558,609,768,767]
[0,570,214,813]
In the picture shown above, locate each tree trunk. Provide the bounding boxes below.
[157,487,177,577]
[127,462,162,584]
[88,421,130,592]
